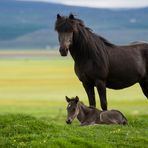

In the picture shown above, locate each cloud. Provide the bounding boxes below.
[19,0,148,8]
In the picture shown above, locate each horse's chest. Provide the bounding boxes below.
[74,62,96,83]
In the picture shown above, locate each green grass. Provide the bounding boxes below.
[0,114,148,148]
[0,56,147,147]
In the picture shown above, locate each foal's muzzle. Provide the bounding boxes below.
[59,47,68,56]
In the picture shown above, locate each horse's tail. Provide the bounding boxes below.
[146,44,148,74]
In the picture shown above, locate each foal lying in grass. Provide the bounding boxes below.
[66,96,127,126]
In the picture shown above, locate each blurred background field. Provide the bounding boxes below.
[0,50,147,119]
[1,0,148,49]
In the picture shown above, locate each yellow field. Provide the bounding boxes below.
[0,55,147,117]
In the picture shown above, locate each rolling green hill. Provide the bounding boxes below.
[0,0,148,49]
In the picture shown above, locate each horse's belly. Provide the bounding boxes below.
[107,62,146,89]
[107,67,146,89]
[106,80,137,89]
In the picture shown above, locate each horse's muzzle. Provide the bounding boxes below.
[66,119,72,124]
[59,47,68,56]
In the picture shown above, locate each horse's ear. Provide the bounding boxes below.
[57,14,61,19]
[75,96,79,103]
[69,14,74,19]
[66,96,70,102]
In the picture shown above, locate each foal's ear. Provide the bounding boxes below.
[69,14,74,19]
[57,14,61,19]
[66,96,70,102]
[75,96,79,103]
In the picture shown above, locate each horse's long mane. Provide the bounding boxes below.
[55,14,115,65]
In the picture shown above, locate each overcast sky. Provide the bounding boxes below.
[20,0,148,8]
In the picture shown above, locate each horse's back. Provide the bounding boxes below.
[130,41,148,45]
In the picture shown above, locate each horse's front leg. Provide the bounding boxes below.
[82,83,96,107]
[95,80,107,110]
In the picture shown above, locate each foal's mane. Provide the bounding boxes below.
[78,101,97,112]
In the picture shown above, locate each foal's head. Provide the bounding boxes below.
[55,13,84,56]
[66,96,79,124]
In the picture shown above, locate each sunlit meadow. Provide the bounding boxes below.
[0,51,147,147]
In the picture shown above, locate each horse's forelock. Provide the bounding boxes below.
[55,17,74,32]
[55,16,85,33]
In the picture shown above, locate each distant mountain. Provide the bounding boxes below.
[0,0,148,49]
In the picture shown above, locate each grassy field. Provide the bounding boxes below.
[0,54,147,147]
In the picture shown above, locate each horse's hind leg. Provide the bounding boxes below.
[139,77,148,99]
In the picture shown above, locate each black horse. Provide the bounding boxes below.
[55,14,148,110]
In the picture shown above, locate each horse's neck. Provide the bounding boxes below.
[70,30,108,67]
[69,31,94,63]
[77,102,92,122]
[69,46,90,64]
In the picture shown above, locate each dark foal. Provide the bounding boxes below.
[66,96,127,126]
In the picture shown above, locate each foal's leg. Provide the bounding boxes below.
[83,83,96,107]
[95,80,107,110]
[139,77,148,99]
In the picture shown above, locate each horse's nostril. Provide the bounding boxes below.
[59,48,68,56]
[66,119,71,124]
